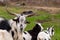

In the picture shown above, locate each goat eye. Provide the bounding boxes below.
[13,18,19,23]
[52,29,54,32]
[13,19,17,21]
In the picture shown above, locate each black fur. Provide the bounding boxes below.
[11,31,14,37]
[23,37,25,40]
[28,24,41,40]
[13,17,19,23]
[22,11,33,15]
[0,19,11,32]
[24,32,27,34]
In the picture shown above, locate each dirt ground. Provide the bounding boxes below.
[21,6,60,14]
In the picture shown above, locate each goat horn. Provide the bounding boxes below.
[27,13,35,17]
[7,9,18,16]
[4,0,18,16]
[51,25,54,27]
[5,7,18,16]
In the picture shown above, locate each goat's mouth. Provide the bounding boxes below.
[20,28,23,32]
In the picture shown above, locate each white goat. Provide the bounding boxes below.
[37,26,54,40]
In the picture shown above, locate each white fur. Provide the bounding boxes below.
[37,31,51,40]
[23,31,32,40]
[0,30,13,40]
[0,17,4,22]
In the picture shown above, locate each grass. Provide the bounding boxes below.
[0,6,60,40]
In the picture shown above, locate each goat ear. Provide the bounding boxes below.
[12,17,17,21]
[25,13,35,17]
[47,27,50,31]
[47,28,48,30]
[51,25,54,28]
[22,11,35,17]
[12,19,17,21]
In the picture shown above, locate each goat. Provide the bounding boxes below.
[37,26,54,40]
[0,10,34,40]
[23,23,44,40]
[0,15,27,40]
[7,10,34,40]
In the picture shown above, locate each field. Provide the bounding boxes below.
[0,6,60,40]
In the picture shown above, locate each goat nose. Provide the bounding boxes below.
[20,24,23,27]
[20,24,23,31]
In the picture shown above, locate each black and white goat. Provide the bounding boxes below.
[7,10,34,40]
[0,10,34,40]
[23,23,44,40]
[37,26,54,40]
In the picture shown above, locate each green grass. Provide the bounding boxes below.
[0,6,60,40]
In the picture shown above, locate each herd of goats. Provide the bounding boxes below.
[0,10,54,40]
